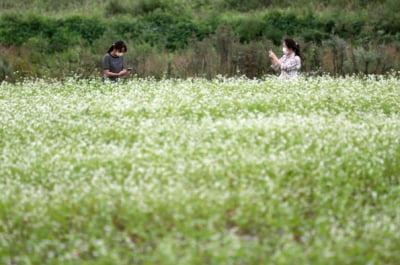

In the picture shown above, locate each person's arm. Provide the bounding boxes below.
[119,56,130,76]
[103,69,128,77]
[271,63,280,71]
[269,50,281,71]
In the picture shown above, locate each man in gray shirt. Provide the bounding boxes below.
[102,40,130,82]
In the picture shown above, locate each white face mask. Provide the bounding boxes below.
[116,52,124,57]
[282,47,288,55]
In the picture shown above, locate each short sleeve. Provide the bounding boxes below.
[271,63,280,71]
[102,54,110,70]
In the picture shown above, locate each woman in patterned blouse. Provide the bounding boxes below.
[269,38,302,79]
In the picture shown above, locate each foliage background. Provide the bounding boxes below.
[0,0,399,81]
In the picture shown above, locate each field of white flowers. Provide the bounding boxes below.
[0,75,399,265]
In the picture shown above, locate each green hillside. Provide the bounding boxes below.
[0,0,399,80]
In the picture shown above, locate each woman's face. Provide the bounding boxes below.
[282,42,293,55]
[115,47,126,57]
[282,43,288,54]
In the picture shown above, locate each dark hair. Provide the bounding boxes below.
[107,40,127,53]
[284,38,301,59]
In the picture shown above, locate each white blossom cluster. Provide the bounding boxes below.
[0,75,399,264]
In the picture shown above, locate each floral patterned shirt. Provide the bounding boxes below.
[272,53,301,79]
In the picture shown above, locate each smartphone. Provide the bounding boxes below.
[127,68,132,72]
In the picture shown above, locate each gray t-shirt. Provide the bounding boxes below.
[102,53,124,81]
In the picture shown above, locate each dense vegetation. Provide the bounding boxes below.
[0,0,400,80]
[1,76,400,264]
[1,0,399,81]
[1,2,399,264]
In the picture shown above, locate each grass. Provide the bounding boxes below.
[0,0,107,16]
[0,75,399,264]
[0,0,397,17]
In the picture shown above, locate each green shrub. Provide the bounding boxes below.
[57,16,106,44]
[105,0,129,16]
[255,11,294,44]
[232,41,269,78]
[374,15,400,41]
[221,10,332,45]
[0,14,48,45]
[106,11,201,50]
[132,0,174,15]
[0,14,105,52]
[105,0,181,16]
[229,15,266,43]
[137,11,200,50]
[213,0,275,11]
[0,57,13,81]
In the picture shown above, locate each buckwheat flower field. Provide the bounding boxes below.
[0,75,399,265]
